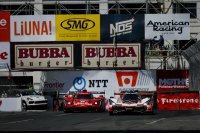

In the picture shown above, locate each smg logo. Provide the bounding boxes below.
[61,18,95,31]
[110,18,134,37]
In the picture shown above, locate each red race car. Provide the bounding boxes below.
[107,91,155,115]
[63,90,106,112]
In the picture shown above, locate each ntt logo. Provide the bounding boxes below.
[73,77,86,91]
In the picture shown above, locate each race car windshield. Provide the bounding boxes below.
[122,94,139,101]
[76,94,92,99]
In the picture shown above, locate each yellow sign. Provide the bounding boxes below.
[56,14,100,41]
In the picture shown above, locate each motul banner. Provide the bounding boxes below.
[0,12,10,42]
[157,70,189,92]
[101,14,144,42]
[14,44,73,69]
[82,43,141,68]
[157,92,199,110]
[11,15,56,42]
[41,70,156,98]
[0,42,10,71]
[56,14,100,41]
[145,14,190,40]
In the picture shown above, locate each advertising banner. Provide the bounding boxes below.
[0,42,10,71]
[101,14,144,42]
[11,15,56,42]
[82,43,141,68]
[157,92,199,110]
[56,14,100,41]
[0,12,10,42]
[15,44,73,69]
[0,97,22,112]
[157,70,189,92]
[41,70,156,98]
[145,14,190,40]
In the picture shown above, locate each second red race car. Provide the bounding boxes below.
[63,90,106,113]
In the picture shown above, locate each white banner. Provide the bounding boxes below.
[82,43,141,68]
[15,44,74,69]
[11,15,56,42]
[0,42,10,71]
[145,14,190,40]
[41,70,156,98]
[0,98,22,112]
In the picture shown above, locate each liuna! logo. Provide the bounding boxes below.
[61,18,95,31]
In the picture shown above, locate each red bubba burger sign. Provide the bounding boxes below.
[15,44,73,69]
[82,43,141,68]
[157,92,199,110]
[157,70,189,91]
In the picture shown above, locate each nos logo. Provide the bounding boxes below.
[61,18,95,31]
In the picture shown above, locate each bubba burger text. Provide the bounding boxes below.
[82,44,141,68]
[15,44,73,68]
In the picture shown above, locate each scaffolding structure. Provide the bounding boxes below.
[0,0,200,70]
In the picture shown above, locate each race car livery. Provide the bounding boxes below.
[107,91,154,115]
[63,90,106,112]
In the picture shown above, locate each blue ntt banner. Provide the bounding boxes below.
[100,14,144,42]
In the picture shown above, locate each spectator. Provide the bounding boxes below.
[158,35,164,49]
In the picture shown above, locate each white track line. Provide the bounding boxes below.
[56,113,72,117]
[146,118,166,124]
[2,119,34,124]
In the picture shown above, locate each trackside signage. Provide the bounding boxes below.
[56,15,100,41]
[157,70,189,91]
[15,44,73,69]
[0,42,10,71]
[82,43,141,68]
[145,14,190,40]
[11,15,55,42]
[0,12,10,42]
[157,92,199,110]
[101,14,144,42]
[41,70,156,98]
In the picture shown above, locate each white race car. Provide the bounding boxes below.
[107,91,155,115]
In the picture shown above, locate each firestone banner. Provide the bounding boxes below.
[82,43,141,68]
[0,42,10,71]
[41,70,156,98]
[0,12,10,42]
[145,14,190,40]
[11,15,56,42]
[56,14,100,41]
[15,44,73,69]
[101,14,144,42]
[157,92,199,110]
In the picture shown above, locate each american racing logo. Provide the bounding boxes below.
[159,78,189,88]
[146,20,189,34]
[110,18,134,37]
[160,98,198,104]
[61,18,95,31]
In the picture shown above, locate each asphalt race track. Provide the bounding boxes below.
[0,110,200,132]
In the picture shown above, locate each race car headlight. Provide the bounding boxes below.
[27,97,33,101]
[94,102,98,105]
[64,100,71,104]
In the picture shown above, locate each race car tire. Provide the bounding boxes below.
[109,111,114,116]
[63,108,70,113]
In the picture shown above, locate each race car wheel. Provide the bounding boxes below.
[22,101,27,111]
[109,111,113,116]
